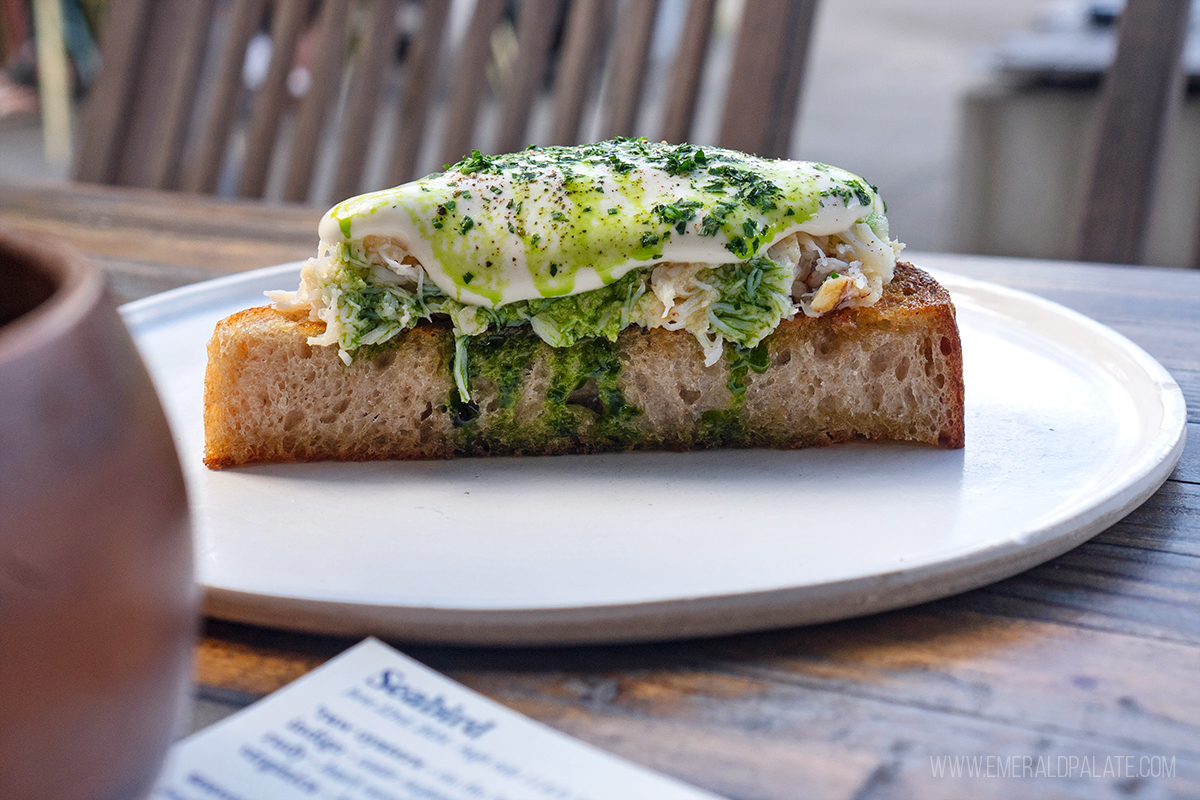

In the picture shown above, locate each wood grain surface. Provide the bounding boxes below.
[2,181,1197,799]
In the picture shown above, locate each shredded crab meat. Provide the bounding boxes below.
[634,261,724,364]
[648,262,717,330]
[268,228,903,366]
[780,224,901,317]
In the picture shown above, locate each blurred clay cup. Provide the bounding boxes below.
[0,228,198,799]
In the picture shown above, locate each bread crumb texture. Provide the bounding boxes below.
[204,263,964,467]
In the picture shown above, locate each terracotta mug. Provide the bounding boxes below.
[0,228,198,799]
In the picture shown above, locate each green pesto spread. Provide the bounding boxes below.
[449,330,641,454]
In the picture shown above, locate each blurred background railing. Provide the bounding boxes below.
[64,0,818,202]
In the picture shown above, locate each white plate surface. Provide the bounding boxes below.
[121,264,1187,644]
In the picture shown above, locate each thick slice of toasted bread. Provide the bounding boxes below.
[203,262,964,467]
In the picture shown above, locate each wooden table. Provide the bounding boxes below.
[3,180,1198,799]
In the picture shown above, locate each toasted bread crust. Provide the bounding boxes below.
[203,262,964,467]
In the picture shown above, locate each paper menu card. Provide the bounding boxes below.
[152,638,723,800]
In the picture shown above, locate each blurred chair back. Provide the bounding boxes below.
[73,0,818,207]
[1077,0,1192,265]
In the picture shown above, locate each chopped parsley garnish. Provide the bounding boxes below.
[453,149,496,174]
[660,144,708,175]
[820,180,874,208]
[653,199,702,235]
[700,201,736,237]
[653,199,702,223]
[607,155,635,174]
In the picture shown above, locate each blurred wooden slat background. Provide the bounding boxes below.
[74,0,821,206]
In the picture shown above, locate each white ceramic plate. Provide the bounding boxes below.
[121,264,1187,645]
